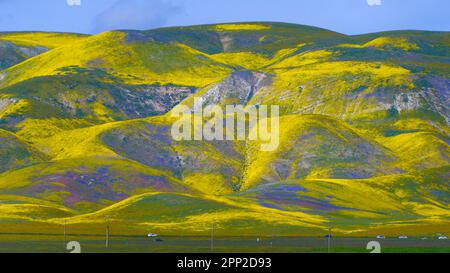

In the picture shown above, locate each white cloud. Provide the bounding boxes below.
[92,0,183,33]
[66,0,81,6]
[367,0,382,6]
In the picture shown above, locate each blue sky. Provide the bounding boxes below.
[0,0,449,35]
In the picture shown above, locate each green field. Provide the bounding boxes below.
[0,234,449,253]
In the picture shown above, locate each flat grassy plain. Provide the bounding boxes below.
[0,234,449,253]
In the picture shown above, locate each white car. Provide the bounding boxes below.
[438,236,448,240]
[147,233,158,237]
[376,235,386,239]
[398,235,408,239]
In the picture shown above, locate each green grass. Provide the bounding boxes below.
[0,235,449,253]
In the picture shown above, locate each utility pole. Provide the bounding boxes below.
[105,216,110,249]
[211,220,214,252]
[327,218,332,254]
[63,219,67,247]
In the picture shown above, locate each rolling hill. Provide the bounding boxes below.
[0,22,449,237]
[0,32,88,70]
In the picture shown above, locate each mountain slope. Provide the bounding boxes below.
[0,23,448,236]
[0,31,232,89]
[0,129,47,173]
[59,192,324,235]
[135,22,345,55]
[0,32,88,70]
